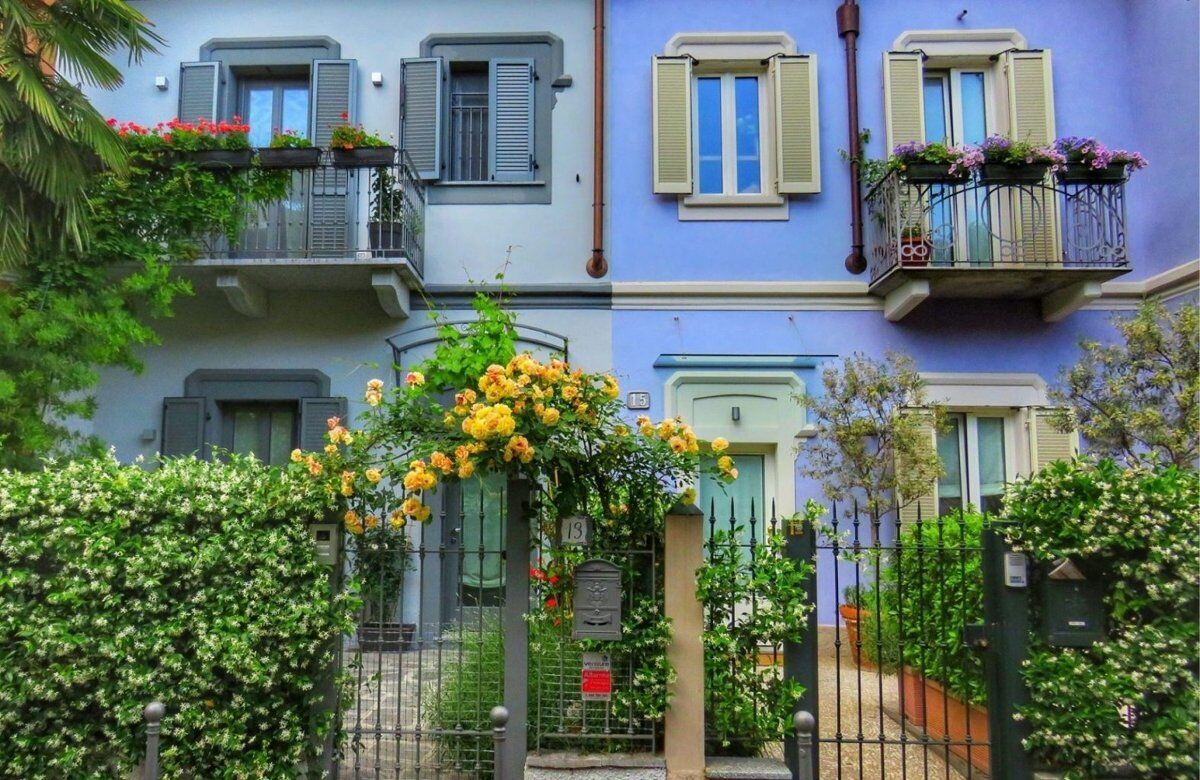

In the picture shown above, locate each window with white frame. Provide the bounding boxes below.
[694,71,767,196]
[936,413,1010,515]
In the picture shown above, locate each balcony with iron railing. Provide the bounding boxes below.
[195,149,426,320]
[864,170,1131,321]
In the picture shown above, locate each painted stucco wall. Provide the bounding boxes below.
[609,0,1198,282]
[94,0,599,288]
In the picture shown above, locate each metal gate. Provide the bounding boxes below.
[787,502,1000,779]
[334,477,529,779]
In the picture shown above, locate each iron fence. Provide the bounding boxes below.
[804,501,993,779]
[865,169,1129,283]
[202,151,426,276]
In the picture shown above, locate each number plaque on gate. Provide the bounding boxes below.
[560,515,592,547]
[573,559,622,640]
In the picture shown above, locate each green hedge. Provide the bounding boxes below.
[0,456,357,778]
[1002,459,1199,779]
[860,511,986,705]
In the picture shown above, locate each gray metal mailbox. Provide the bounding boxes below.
[573,559,622,640]
[1041,558,1107,647]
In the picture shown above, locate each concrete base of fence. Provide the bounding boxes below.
[526,752,667,780]
[664,502,706,780]
[704,756,792,779]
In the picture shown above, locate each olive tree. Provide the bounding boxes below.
[1050,301,1198,469]
[801,351,945,524]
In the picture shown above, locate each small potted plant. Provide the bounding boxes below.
[1054,136,1147,183]
[369,167,421,257]
[889,141,979,184]
[351,518,416,652]
[329,112,396,167]
[899,224,932,266]
[839,584,869,667]
[258,129,321,169]
[977,134,1065,184]
[166,116,254,169]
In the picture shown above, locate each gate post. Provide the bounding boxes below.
[784,517,818,780]
[664,501,706,780]
[981,526,1034,780]
[502,478,532,779]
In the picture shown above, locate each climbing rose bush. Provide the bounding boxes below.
[0,455,356,778]
[291,352,737,535]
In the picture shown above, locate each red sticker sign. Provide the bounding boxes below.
[581,652,612,700]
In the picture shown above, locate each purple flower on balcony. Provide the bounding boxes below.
[1055,135,1148,173]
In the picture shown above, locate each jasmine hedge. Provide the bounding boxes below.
[0,456,357,778]
[1003,459,1199,778]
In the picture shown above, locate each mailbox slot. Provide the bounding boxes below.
[1040,578,1106,647]
[310,523,338,567]
[573,559,622,640]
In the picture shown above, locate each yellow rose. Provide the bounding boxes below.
[367,378,384,391]
[365,468,381,483]
[405,371,425,386]
[639,423,655,437]
[657,419,676,440]
[711,437,729,453]
[668,435,687,454]
[324,443,338,456]
[680,487,697,506]
[614,424,629,437]
[717,455,734,472]
[401,496,423,516]
[364,513,379,530]
[388,510,406,531]
[290,448,303,463]
[601,375,620,399]
[726,467,739,480]
[541,407,561,425]
[457,459,476,479]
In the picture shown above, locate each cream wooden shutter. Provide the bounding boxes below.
[896,409,938,526]
[1003,50,1061,263]
[1026,406,1079,472]
[652,56,693,194]
[883,52,925,153]
[771,54,821,194]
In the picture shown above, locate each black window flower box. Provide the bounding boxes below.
[256,147,323,169]
[979,162,1050,185]
[178,149,254,169]
[330,146,396,168]
[901,163,971,184]
[1057,162,1128,183]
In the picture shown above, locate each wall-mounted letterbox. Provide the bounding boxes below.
[1040,562,1106,647]
[573,559,622,640]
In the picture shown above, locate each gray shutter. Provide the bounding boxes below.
[178,61,219,122]
[488,58,535,182]
[309,59,356,254]
[300,397,348,452]
[401,57,444,180]
[161,397,205,457]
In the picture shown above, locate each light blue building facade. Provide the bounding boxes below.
[84,1,1198,621]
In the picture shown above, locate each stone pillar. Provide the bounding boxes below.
[664,501,706,780]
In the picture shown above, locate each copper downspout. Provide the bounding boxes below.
[586,0,609,278]
[838,0,868,274]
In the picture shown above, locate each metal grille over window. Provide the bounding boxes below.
[450,69,489,182]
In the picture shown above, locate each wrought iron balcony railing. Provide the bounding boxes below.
[864,169,1129,285]
[201,150,426,279]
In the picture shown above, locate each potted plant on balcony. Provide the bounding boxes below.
[1054,136,1148,183]
[889,141,979,184]
[899,225,932,266]
[351,516,416,652]
[368,166,415,257]
[977,134,1065,184]
[165,116,254,169]
[329,113,396,167]
[257,129,322,169]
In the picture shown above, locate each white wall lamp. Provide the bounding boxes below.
[154,75,169,91]
[370,71,384,87]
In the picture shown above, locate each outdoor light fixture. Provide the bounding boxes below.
[731,406,741,422]
[154,75,169,91]
[370,71,384,87]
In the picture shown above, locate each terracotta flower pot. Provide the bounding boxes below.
[922,677,989,773]
[900,665,926,727]
[899,235,932,266]
[838,603,871,667]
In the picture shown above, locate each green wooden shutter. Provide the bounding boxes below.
[652,56,693,194]
[488,58,535,182]
[300,397,347,452]
[772,54,821,194]
[309,59,356,254]
[1027,406,1079,472]
[401,57,444,180]
[161,397,206,457]
[178,61,219,122]
[1004,50,1060,262]
[883,52,925,152]
[896,409,938,526]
